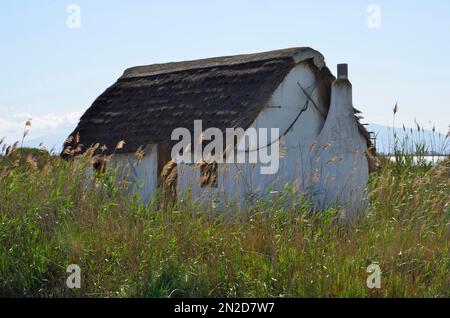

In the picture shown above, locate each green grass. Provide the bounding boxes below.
[0,147,448,298]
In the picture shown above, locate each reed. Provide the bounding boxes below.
[0,125,448,298]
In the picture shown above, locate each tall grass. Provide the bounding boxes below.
[0,141,448,298]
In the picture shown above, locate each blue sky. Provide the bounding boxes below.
[1,0,449,147]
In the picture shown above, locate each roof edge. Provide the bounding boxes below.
[121,47,325,79]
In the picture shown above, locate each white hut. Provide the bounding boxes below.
[64,48,376,216]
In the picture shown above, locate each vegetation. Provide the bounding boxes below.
[0,111,449,298]
[0,141,448,298]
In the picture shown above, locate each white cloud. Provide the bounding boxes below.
[0,111,82,149]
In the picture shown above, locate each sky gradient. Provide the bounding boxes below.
[1,0,449,147]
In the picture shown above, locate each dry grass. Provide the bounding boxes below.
[0,141,448,298]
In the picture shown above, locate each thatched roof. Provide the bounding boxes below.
[63,47,369,155]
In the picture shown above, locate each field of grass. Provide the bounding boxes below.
[0,143,448,298]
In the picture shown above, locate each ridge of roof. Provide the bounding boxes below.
[121,47,325,79]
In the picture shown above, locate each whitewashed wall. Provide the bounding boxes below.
[178,63,326,205]
[312,80,369,217]
[177,62,369,215]
[109,145,158,203]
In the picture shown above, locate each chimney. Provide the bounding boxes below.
[337,64,348,80]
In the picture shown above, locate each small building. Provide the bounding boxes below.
[63,48,376,216]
